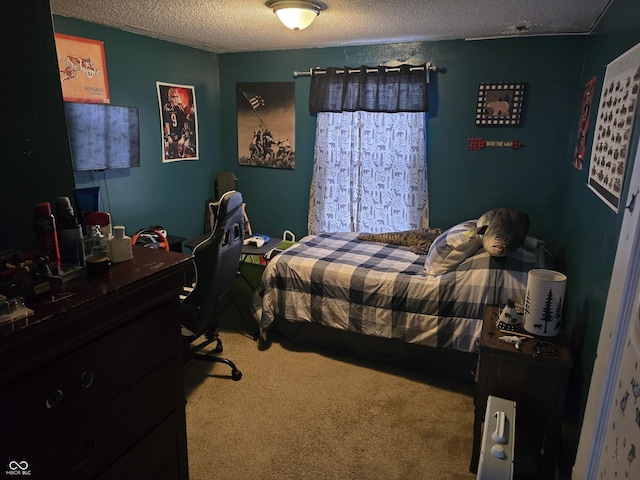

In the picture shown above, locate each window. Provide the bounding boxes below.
[308,111,428,233]
[307,65,429,234]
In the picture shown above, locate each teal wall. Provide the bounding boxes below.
[553,0,640,463]
[42,0,640,470]
[218,38,586,245]
[52,17,224,243]
[214,5,636,469]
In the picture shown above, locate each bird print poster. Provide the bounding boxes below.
[596,291,640,479]
[236,82,295,169]
[587,42,640,212]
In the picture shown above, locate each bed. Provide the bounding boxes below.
[251,223,548,379]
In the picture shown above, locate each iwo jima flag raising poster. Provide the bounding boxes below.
[236,82,295,170]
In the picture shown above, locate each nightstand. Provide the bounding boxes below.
[470,305,572,478]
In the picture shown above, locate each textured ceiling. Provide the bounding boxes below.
[50,0,612,54]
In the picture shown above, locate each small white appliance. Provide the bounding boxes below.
[477,395,516,480]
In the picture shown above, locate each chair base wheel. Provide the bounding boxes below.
[231,369,242,381]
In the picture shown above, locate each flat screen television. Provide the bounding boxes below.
[64,102,141,171]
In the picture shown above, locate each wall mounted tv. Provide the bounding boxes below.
[64,102,141,171]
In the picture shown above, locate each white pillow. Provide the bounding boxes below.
[521,235,539,252]
[423,221,483,275]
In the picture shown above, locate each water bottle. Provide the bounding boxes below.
[55,196,84,266]
[109,226,133,263]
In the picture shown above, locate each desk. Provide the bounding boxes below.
[184,233,279,339]
[186,234,281,289]
[241,236,282,258]
[0,247,191,479]
[185,233,281,260]
[239,237,281,288]
[185,234,281,257]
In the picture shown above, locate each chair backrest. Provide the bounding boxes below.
[182,190,245,337]
[204,171,241,234]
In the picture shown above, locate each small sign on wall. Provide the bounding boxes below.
[467,138,524,150]
[54,33,110,104]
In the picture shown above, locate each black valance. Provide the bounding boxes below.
[309,64,429,113]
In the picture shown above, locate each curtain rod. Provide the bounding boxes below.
[293,62,438,78]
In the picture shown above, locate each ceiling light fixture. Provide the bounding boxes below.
[268,1,323,31]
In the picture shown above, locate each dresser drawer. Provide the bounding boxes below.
[95,412,183,480]
[7,360,177,479]
[0,301,180,445]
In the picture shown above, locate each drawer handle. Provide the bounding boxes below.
[80,371,94,388]
[45,389,66,409]
[68,438,96,471]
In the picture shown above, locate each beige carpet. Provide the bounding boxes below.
[184,313,477,480]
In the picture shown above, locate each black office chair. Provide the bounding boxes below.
[204,172,233,234]
[181,190,244,380]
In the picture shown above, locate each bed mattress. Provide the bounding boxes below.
[252,232,546,353]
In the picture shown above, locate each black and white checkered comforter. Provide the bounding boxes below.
[252,232,546,353]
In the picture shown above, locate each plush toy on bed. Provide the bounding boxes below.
[476,207,530,257]
[423,207,530,275]
[357,228,443,255]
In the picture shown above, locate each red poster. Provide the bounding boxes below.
[573,77,596,170]
[54,34,110,104]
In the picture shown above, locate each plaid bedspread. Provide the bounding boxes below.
[251,232,546,353]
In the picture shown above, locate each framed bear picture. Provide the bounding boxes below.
[475,82,525,126]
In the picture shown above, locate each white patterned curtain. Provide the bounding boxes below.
[308,111,428,234]
[307,65,429,234]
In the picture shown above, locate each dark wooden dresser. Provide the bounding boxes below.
[470,305,572,478]
[0,246,191,479]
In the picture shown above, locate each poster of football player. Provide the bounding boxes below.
[236,82,295,169]
[156,82,198,162]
